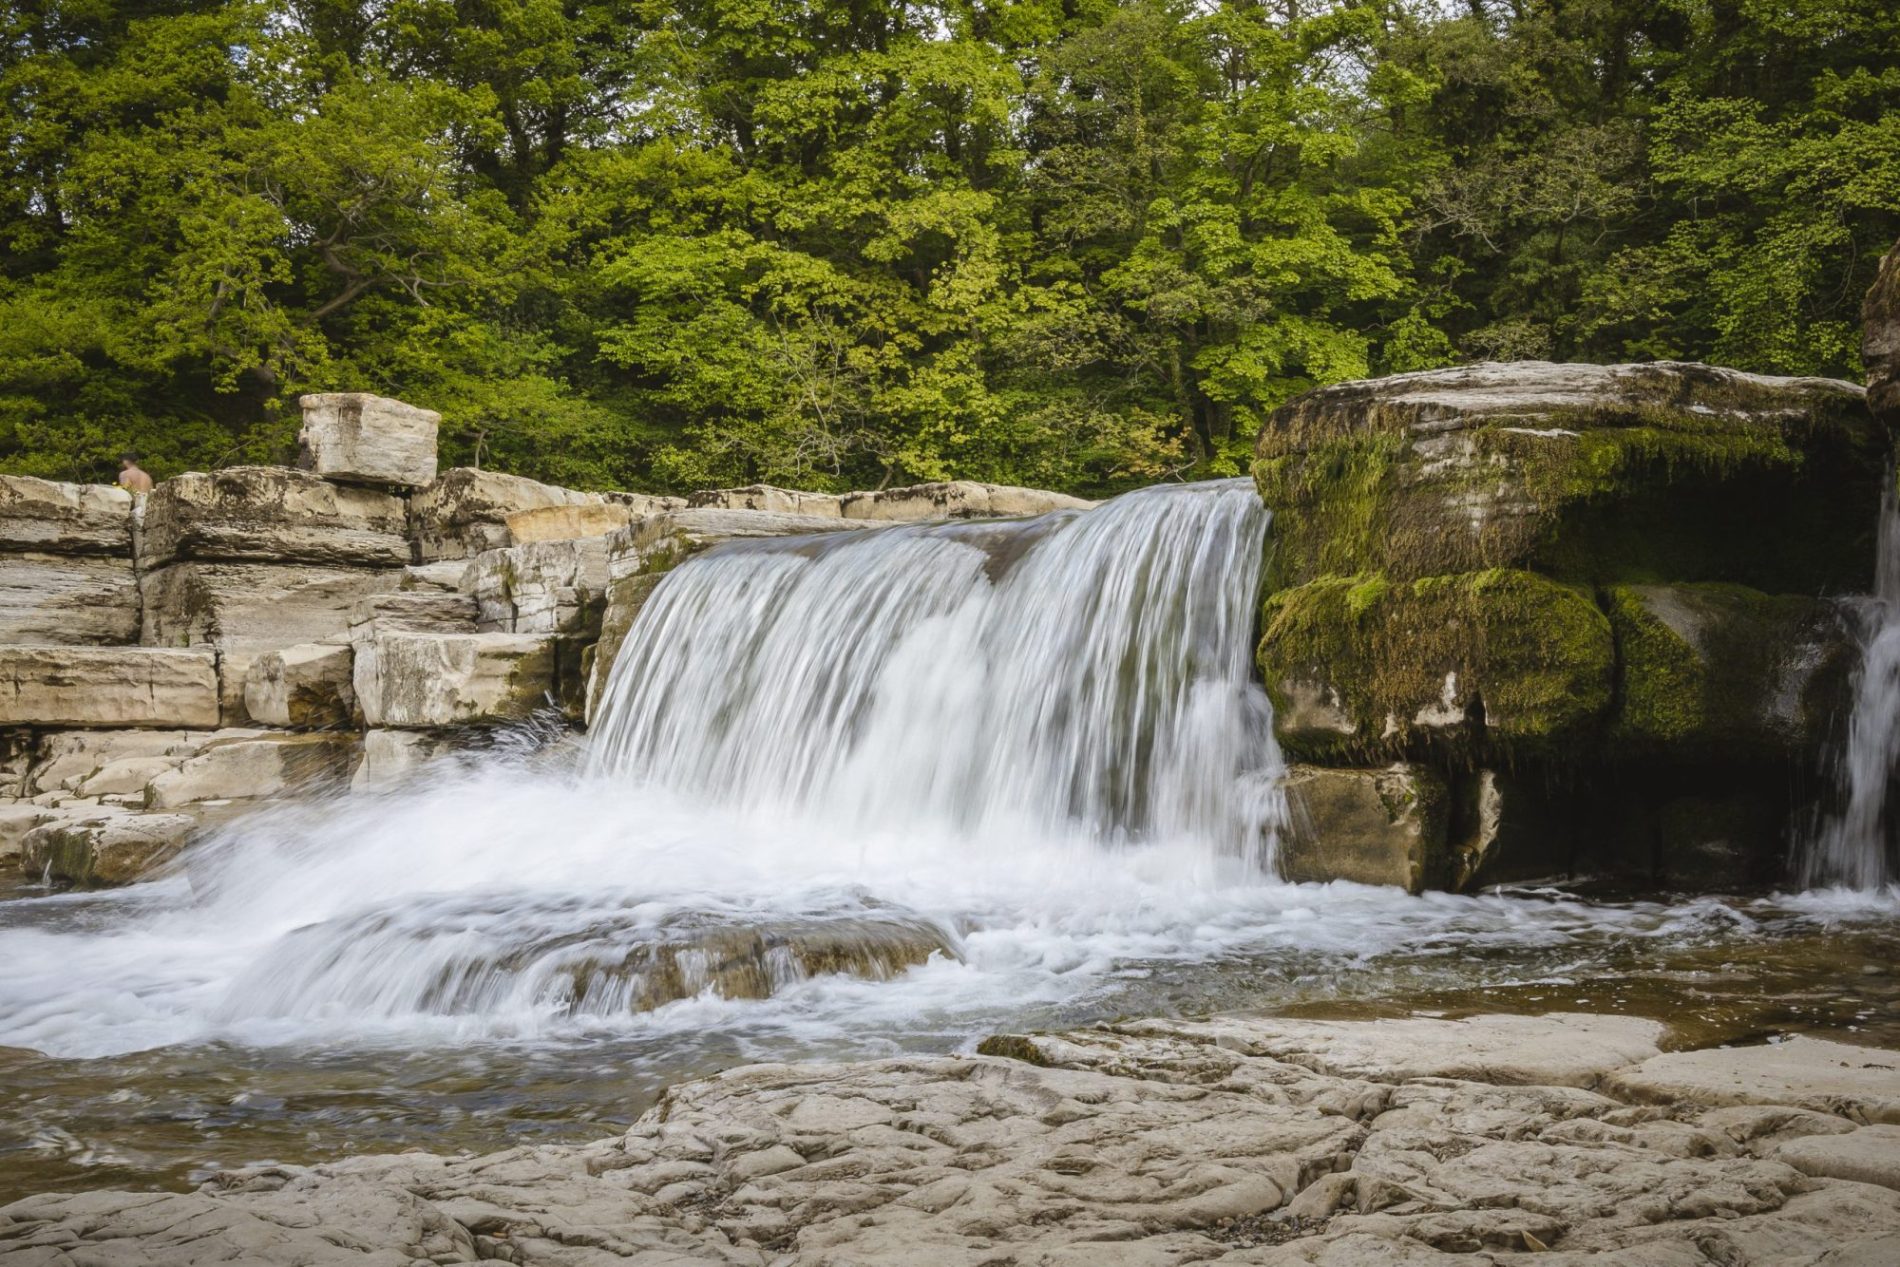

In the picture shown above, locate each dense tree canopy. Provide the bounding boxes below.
[3,0,1896,494]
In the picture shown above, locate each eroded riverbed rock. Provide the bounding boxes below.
[19,809,202,886]
[354,630,557,727]
[4,1012,1895,1264]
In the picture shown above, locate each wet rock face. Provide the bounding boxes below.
[6,1012,1897,1265]
[1255,360,1879,595]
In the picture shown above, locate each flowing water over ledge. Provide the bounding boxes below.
[3,480,1898,1203]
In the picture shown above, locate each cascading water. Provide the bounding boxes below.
[1801,473,1900,889]
[588,478,1282,858]
[0,479,1299,1059]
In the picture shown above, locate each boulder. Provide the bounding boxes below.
[1279,763,1450,892]
[1257,569,1615,763]
[690,484,844,517]
[139,467,411,568]
[242,644,355,729]
[0,552,139,644]
[354,631,557,728]
[0,646,219,728]
[1866,237,1900,425]
[21,730,225,796]
[465,537,609,636]
[297,392,439,489]
[407,467,602,561]
[0,475,133,555]
[145,733,356,809]
[839,480,1094,521]
[20,809,200,886]
[1254,361,1880,595]
[1608,584,1855,760]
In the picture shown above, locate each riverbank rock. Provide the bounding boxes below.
[349,728,461,790]
[242,644,356,729]
[144,733,355,809]
[692,484,846,516]
[140,468,410,568]
[354,631,557,727]
[1280,764,1449,891]
[466,537,610,636]
[0,553,138,644]
[1255,361,1879,596]
[17,730,222,796]
[1606,1035,1900,1123]
[6,1012,1897,1265]
[18,809,202,885]
[0,647,219,728]
[297,392,440,489]
[408,468,604,561]
[0,476,132,555]
[840,479,1094,521]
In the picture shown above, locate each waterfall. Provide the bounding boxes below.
[1801,472,1900,889]
[588,478,1283,861]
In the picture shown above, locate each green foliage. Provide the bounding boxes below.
[3,1,1896,491]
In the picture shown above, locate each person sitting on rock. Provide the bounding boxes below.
[117,453,154,493]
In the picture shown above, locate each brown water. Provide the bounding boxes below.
[4,890,1895,1205]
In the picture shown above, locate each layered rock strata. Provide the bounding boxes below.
[4,1012,1896,1265]
[1254,357,1889,890]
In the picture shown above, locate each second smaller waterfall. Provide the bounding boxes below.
[1801,474,1900,889]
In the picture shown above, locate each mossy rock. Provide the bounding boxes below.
[1606,584,1853,761]
[1254,361,1882,595]
[1258,568,1614,764]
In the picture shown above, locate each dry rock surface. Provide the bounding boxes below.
[6,1012,1898,1265]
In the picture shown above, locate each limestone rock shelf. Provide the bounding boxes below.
[3,1012,1895,1265]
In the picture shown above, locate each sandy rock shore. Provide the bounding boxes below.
[4,1012,1898,1265]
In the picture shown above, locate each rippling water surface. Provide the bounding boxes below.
[3,480,1897,1201]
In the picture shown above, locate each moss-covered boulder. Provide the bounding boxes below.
[1255,361,1879,595]
[1258,568,1614,763]
[1607,584,1854,761]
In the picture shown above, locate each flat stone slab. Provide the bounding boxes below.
[1607,1036,1900,1123]
[0,475,132,555]
[1105,1011,1668,1088]
[0,552,139,644]
[1777,1124,1900,1191]
[0,646,220,729]
[140,467,410,568]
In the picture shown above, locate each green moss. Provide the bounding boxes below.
[1605,583,1844,759]
[1258,568,1615,764]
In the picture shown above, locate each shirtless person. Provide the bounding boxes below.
[117,454,154,493]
